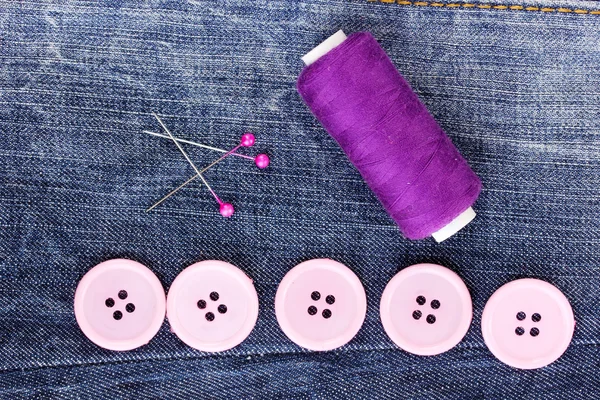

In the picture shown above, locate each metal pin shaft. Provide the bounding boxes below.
[143,130,254,160]
[146,145,240,212]
[152,113,222,204]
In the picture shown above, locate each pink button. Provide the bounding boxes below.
[74,259,166,351]
[167,260,259,352]
[380,263,472,355]
[481,278,575,369]
[275,259,366,351]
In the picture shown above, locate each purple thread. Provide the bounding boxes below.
[297,32,481,239]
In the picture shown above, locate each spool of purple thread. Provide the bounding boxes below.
[297,31,482,242]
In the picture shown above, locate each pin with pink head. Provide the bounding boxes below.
[219,202,235,218]
[196,178,235,218]
[241,133,255,147]
[254,153,270,169]
[240,132,270,169]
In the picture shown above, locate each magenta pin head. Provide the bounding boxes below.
[255,154,270,169]
[241,133,255,147]
[219,203,234,218]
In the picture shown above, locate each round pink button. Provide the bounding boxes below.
[167,260,259,352]
[380,263,472,355]
[275,259,366,351]
[482,278,574,369]
[74,259,166,351]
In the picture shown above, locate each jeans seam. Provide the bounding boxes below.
[2,342,597,375]
[368,0,600,15]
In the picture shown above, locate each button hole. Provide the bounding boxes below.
[515,327,525,336]
[530,327,540,337]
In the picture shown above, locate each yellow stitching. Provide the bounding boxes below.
[371,0,600,15]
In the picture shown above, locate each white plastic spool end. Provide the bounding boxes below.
[302,30,347,66]
[432,207,476,243]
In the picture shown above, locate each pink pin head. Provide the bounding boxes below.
[241,133,255,147]
[219,203,234,217]
[255,153,270,169]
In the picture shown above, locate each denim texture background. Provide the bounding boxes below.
[1,0,599,398]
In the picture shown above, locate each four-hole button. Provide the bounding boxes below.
[481,278,574,369]
[380,263,472,356]
[167,260,259,352]
[74,259,166,351]
[275,259,367,351]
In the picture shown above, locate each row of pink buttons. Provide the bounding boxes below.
[74,259,574,369]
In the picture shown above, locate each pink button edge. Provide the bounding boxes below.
[275,258,367,351]
[379,263,473,356]
[481,278,575,370]
[74,258,166,351]
[166,260,259,352]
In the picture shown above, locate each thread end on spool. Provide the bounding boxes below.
[302,30,347,66]
[432,207,476,243]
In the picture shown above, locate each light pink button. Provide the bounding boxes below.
[167,260,259,352]
[275,259,366,351]
[380,263,472,355]
[74,259,166,351]
[482,278,575,369]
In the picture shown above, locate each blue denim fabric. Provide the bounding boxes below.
[1,0,599,398]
